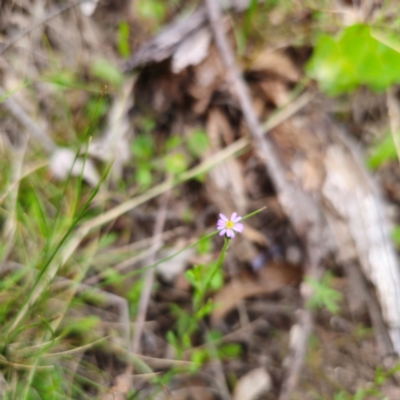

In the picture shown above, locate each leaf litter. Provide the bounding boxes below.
[1,1,400,399]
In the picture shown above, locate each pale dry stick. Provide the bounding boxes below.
[112,344,194,370]
[0,0,98,55]
[41,336,109,358]
[105,192,171,399]
[99,225,187,257]
[132,188,171,355]
[280,309,313,398]
[203,1,325,399]
[84,241,162,286]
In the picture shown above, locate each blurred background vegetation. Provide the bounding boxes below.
[2,0,400,399]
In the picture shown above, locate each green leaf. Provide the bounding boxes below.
[165,152,188,175]
[305,272,343,314]
[166,135,182,152]
[187,130,209,158]
[166,330,180,352]
[135,166,153,188]
[367,134,397,169]
[307,24,400,95]
[392,227,400,246]
[197,236,212,255]
[98,232,118,249]
[218,343,242,359]
[63,316,101,335]
[204,261,224,291]
[91,58,123,87]
[137,0,165,22]
[131,134,155,160]
[117,21,131,59]
[191,349,209,367]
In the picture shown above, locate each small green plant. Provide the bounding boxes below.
[307,24,400,95]
[117,21,131,59]
[306,271,343,314]
[367,133,398,169]
[334,363,400,399]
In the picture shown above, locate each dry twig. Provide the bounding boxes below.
[132,188,171,354]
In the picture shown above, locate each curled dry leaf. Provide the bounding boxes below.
[211,262,302,323]
[250,50,301,82]
[233,367,272,400]
[172,27,212,73]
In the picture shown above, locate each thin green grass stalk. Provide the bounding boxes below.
[72,87,107,219]
[51,89,106,245]
[5,162,112,338]
[20,357,39,400]
[200,238,229,300]
[13,218,106,393]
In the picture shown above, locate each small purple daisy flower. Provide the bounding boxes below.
[217,212,244,238]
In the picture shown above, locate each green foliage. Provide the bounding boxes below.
[90,58,124,87]
[131,134,155,160]
[117,21,131,59]
[367,134,398,169]
[333,363,400,399]
[196,236,213,255]
[166,135,183,151]
[306,271,343,314]
[307,24,400,95]
[186,130,209,158]
[60,315,101,336]
[137,0,166,23]
[165,152,188,175]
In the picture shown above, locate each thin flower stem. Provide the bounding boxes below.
[203,237,230,297]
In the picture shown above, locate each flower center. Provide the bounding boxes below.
[226,221,234,229]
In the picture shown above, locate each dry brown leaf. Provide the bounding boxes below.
[241,224,268,246]
[251,50,301,82]
[172,27,212,73]
[233,368,272,400]
[101,372,131,400]
[258,79,291,107]
[211,262,302,323]
[189,48,225,115]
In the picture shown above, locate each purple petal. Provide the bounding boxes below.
[219,229,227,236]
[233,223,244,232]
[226,229,235,238]
[217,222,226,229]
[219,213,228,222]
[233,215,242,223]
[230,212,237,221]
